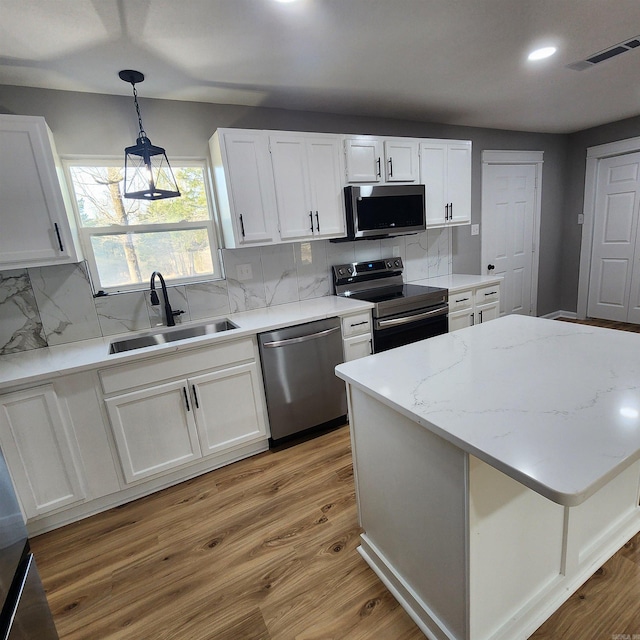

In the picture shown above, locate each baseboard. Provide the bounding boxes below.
[542,310,577,320]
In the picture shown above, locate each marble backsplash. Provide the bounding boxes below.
[0,229,451,356]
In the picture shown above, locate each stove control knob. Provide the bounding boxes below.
[394,259,401,267]
[386,260,393,268]
[337,268,344,275]
[347,267,353,274]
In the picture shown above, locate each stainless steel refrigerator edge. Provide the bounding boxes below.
[0,448,58,640]
[258,317,347,444]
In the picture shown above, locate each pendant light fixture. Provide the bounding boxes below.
[118,69,181,201]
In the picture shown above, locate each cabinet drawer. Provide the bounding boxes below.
[100,337,256,395]
[341,312,372,337]
[449,289,473,312]
[475,284,500,305]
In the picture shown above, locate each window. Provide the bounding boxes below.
[64,159,221,292]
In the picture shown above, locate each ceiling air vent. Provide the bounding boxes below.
[567,36,640,70]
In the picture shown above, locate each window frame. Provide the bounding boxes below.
[62,156,223,293]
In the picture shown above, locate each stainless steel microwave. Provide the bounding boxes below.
[343,184,426,240]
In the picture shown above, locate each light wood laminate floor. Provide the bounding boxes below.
[31,316,640,639]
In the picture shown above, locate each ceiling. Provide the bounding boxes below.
[1,0,640,134]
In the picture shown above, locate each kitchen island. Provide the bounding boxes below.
[335,315,640,640]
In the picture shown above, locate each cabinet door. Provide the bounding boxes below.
[476,301,500,324]
[447,141,472,225]
[105,379,202,484]
[217,130,278,245]
[343,333,373,361]
[190,362,267,456]
[0,385,85,519]
[384,139,419,182]
[0,115,78,269]
[307,137,346,238]
[449,310,475,332]
[420,142,448,227]
[345,138,382,183]
[270,135,313,241]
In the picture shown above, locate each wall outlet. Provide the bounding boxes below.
[236,263,253,281]
[471,224,480,236]
[578,213,585,225]
[393,245,401,257]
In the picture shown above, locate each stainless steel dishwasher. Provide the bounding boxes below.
[258,317,347,445]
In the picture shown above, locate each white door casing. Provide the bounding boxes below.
[481,151,543,317]
[586,153,640,321]
[578,136,640,319]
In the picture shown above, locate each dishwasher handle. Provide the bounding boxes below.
[262,325,341,348]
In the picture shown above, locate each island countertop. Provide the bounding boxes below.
[335,314,640,506]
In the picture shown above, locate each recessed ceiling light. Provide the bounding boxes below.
[528,47,557,61]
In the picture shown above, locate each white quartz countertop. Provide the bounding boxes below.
[336,315,640,506]
[415,273,502,292]
[0,296,372,391]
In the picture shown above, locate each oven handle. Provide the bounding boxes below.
[376,305,448,328]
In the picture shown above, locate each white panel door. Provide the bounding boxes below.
[420,142,448,226]
[270,135,313,241]
[447,141,472,225]
[482,164,536,316]
[307,137,346,238]
[345,138,382,183]
[588,153,640,321]
[221,131,278,245]
[105,379,202,484]
[383,139,419,182]
[0,385,85,518]
[190,363,267,456]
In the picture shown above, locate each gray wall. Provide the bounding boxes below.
[561,115,640,312]
[0,84,569,315]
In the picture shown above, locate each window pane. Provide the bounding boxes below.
[70,166,210,227]
[90,230,214,289]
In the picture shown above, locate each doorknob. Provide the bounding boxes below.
[487,264,495,271]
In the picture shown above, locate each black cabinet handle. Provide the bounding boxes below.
[445,204,449,221]
[450,202,453,219]
[183,387,190,412]
[192,385,199,410]
[376,157,381,177]
[350,321,368,327]
[239,214,246,237]
[315,212,320,232]
[309,211,314,232]
[53,223,64,251]
[455,297,469,303]
[487,264,495,271]
[388,156,393,177]
[484,291,498,296]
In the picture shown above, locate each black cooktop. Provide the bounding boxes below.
[345,283,445,304]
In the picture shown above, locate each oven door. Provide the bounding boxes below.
[373,305,448,353]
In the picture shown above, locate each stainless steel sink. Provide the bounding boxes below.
[108,319,239,354]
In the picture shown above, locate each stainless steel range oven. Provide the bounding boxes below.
[333,258,448,352]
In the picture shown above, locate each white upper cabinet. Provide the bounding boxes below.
[210,129,279,248]
[420,139,472,227]
[211,129,345,246]
[0,114,82,270]
[270,133,345,241]
[345,136,419,184]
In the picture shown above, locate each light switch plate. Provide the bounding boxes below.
[471,224,480,236]
[578,213,585,225]
[236,264,253,281]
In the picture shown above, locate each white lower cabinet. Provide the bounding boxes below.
[105,379,203,484]
[190,362,267,456]
[448,283,501,332]
[102,337,269,485]
[341,311,373,361]
[0,384,86,519]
